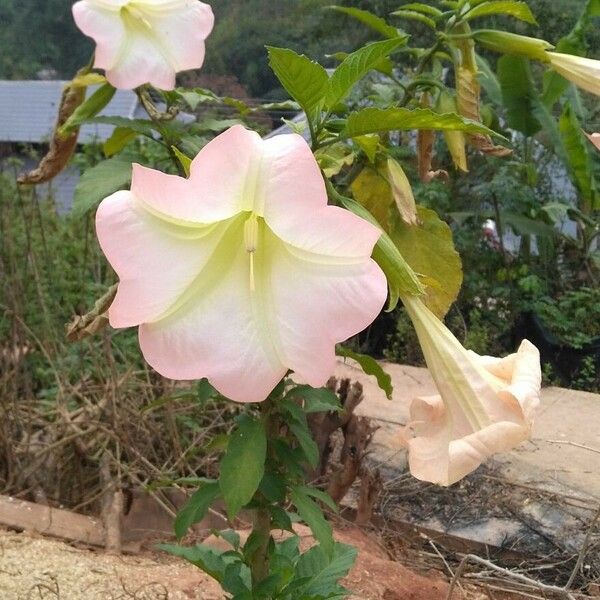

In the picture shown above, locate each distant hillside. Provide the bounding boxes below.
[0,0,595,97]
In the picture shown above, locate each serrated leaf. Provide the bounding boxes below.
[290,486,334,557]
[267,46,329,124]
[391,9,437,28]
[390,206,463,318]
[336,347,393,399]
[219,415,267,519]
[174,481,220,539]
[326,6,402,39]
[326,38,407,109]
[72,157,133,217]
[497,55,542,136]
[464,1,537,24]
[344,107,499,138]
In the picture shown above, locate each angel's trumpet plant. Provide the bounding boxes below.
[402,296,541,486]
[95,125,387,403]
[72,0,215,90]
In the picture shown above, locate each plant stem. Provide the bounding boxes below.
[248,397,278,587]
[249,505,272,586]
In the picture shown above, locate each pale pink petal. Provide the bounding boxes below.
[72,1,126,71]
[138,229,287,403]
[261,134,382,256]
[106,27,175,90]
[405,334,541,486]
[407,394,528,486]
[96,190,227,327]
[142,1,214,71]
[130,127,263,223]
[269,235,387,387]
[585,132,600,151]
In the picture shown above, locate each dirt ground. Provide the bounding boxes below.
[0,525,497,600]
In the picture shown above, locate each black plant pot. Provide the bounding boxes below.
[516,311,600,381]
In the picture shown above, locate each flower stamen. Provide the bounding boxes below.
[244,213,259,292]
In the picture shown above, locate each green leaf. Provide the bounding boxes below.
[391,9,437,29]
[269,506,295,532]
[326,6,402,39]
[497,55,541,136]
[336,347,393,399]
[103,127,137,157]
[343,107,499,138]
[174,481,220,540]
[559,103,599,212]
[219,415,267,519]
[326,38,407,109]
[196,378,220,403]
[287,385,342,413]
[390,206,463,318]
[85,115,157,137]
[280,399,320,467]
[60,83,116,135]
[158,543,237,583]
[72,157,132,217]
[400,3,443,16]
[476,54,503,106]
[267,46,329,124]
[290,486,334,557]
[293,543,357,597]
[171,145,192,176]
[464,1,537,23]
[338,193,425,309]
[296,486,338,512]
[218,529,241,551]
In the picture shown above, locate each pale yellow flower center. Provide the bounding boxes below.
[121,3,153,31]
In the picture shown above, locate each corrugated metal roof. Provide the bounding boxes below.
[0,80,139,144]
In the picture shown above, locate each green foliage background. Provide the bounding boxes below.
[1,0,596,96]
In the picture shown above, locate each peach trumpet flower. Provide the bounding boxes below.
[402,295,541,486]
[95,125,387,403]
[72,0,214,90]
[547,52,600,97]
[584,132,600,151]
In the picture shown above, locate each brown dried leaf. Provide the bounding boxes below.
[18,72,87,185]
[66,284,118,342]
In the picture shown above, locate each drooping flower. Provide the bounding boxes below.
[72,0,214,90]
[547,52,600,97]
[402,295,541,486]
[96,125,387,403]
[585,131,600,151]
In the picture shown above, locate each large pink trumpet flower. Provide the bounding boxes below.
[402,296,541,486]
[72,0,214,90]
[96,126,387,403]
